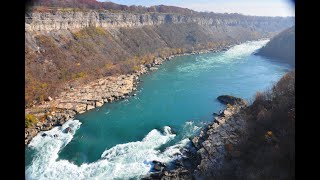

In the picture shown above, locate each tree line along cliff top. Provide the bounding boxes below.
[27,0,196,14]
[26,0,293,20]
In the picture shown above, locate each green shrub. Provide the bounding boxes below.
[75,72,87,79]
[73,30,89,39]
[25,114,37,128]
[95,27,107,36]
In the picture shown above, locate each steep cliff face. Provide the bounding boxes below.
[256,26,295,66]
[25,10,294,106]
[25,11,294,33]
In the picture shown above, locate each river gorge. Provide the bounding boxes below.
[25,39,291,179]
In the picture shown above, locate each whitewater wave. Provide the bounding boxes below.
[26,120,189,180]
[177,39,269,75]
[181,121,201,138]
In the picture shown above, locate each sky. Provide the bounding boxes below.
[98,0,295,17]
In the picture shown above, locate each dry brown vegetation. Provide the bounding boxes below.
[213,71,295,179]
[27,0,195,14]
[25,22,260,107]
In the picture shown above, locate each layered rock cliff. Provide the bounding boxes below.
[25,11,294,33]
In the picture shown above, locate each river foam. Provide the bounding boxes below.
[177,39,270,76]
[26,120,190,180]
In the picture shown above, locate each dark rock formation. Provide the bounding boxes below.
[217,95,247,106]
[152,161,166,172]
[63,127,72,133]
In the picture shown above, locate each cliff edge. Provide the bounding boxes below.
[256,26,295,66]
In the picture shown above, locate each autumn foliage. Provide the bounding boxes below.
[213,71,295,179]
[27,0,195,14]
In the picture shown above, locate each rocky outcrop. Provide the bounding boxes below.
[25,72,139,144]
[147,96,248,179]
[25,11,294,33]
[217,95,247,106]
[191,104,247,178]
[256,26,295,66]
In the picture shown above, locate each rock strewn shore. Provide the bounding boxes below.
[25,63,149,144]
[24,44,240,145]
[191,104,247,178]
[145,97,248,179]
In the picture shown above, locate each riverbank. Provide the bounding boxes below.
[24,39,259,145]
[145,71,295,179]
[144,96,248,179]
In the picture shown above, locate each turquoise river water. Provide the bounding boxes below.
[25,40,291,180]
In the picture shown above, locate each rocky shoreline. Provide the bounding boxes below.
[25,42,246,145]
[144,96,248,179]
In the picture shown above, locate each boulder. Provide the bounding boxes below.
[213,122,219,129]
[150,67,158,71]
[223,110,232,116]
[213,112,220,116]
[217,95,247,106]
[152,161,166,172]
[213,141,222,146]
[46,115,53,121]
[41,123,52,131]
[164,171,169,176]
[107,97,114,102]
[96,101,104,107]
[87,105,95,111]
[192,137,200,148]
[62,114,69,120]
[45,96,53,101]
[75,104,86,114]
[63,127,72,133]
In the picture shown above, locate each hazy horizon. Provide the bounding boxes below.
[98,0,295,17]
